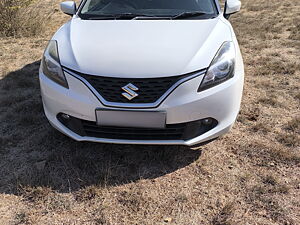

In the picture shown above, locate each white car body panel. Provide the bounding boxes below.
[39,7,244,146]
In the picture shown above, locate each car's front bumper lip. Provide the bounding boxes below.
[39,64,244,146]
[47,114,231,146]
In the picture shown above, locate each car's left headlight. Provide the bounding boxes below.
[41,40,68,88]
[198,41,235,92]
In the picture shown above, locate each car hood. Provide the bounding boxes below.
[54,17,232,78]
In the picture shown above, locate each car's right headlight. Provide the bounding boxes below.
[42,40,68,88]
[198,41,235,92]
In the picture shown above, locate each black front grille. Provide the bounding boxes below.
[57,114,218,142]
[70,70,191,104]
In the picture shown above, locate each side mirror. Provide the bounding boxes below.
[224,0,241,19]
[60,1,76,16]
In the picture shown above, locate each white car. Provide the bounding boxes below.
[39,0,244,147]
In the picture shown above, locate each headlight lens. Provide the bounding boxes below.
[198,41,235,92]
[42,40,68,88]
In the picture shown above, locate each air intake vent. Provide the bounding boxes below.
[57,114,218,141]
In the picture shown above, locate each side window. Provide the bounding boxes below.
[88,0,100,10]
[81,0,107,13]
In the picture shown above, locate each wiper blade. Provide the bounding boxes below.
[172,11,207,19]
[86,13,159,20]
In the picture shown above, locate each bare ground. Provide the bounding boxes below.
[0,0,299,224]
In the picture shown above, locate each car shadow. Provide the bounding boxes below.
[0,61,202,194]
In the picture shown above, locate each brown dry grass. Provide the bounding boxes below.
[0,0,58,38]
[0,0,300,224]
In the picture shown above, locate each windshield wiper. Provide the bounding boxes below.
[85,13,159,20]
[83,12,208,20]
[172,11,207,19]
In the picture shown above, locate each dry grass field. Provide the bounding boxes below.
[0,0,299,224]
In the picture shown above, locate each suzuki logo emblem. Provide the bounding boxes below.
[122,83,139,100]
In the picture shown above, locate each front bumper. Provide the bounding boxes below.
[39,66,243,146]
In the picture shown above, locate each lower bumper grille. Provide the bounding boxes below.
[57,114,218,141]
[82,120,186,140]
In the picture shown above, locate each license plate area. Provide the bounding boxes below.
[96,109,166,129]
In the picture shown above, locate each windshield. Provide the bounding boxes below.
[79,0,218,19]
